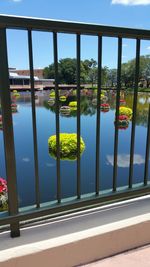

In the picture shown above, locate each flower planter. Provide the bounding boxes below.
[115,115,129,130]
[59,96,67,102]
[11,103,18,113]
[0,115,3,130]
[119,107,132,120]
[100,103,110,112]
[13,90,20,98]
[48,98,55,106]
[60,106,71,116]
[0,178,8,212]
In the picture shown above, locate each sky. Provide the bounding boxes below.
[0,0,150,69]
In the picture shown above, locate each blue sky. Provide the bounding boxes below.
[0,0,150,69]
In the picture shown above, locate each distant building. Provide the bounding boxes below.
[9,69,54,90]
[13,69,44,79]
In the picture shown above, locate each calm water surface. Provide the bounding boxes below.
[0,90,150,207]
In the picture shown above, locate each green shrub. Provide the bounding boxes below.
[49,92,55,98]
[59,96,67,102]
[69,101,77,107]
[48,133,85,160]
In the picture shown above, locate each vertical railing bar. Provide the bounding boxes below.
[0,28,20,237]
[144,104,150,186]
[113,37,122,192]
[28,30,40,208]
[129,39,140,189]
[53,32,61,203]
[77,34,81,199]
[95,35,102,195]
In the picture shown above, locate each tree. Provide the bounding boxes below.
[107,69,117,87]
[43,58,89,84]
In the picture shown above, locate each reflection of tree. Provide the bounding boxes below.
[39,91,150,127]
[44,95,97,117]
[106,92,150,127]
[126,93,149,127]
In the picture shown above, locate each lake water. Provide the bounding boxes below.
[0,90,150,208]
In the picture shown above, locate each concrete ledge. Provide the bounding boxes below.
[0,197,150,267]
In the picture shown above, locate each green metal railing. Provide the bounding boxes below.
[0,14,150,237]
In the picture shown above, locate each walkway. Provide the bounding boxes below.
[83,245,150,267]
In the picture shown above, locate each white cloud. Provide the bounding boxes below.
[106,154,145,168]
[7,0,22,2]
[147,46,150,50]
[112,0,150,5]
[45,162,55,168]
[22,157,30,162]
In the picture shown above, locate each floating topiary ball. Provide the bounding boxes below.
[100,103,110,112]
[11,103,18,113]
[59,95,67,102]
[48,133,85,161]
[69,101,77,111]
[114,115,129,130]
[119,106,133,120]
[60,106,71,116]
[69,101,77,107]
[49,92,55,98]
[48,98,55,106]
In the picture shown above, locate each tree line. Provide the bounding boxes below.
[43,55,150,88]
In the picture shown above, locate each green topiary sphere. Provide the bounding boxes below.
[48,133,85,160]
[69,101,77,107]
[119,106,133,119]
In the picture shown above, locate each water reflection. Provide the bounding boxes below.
[106,154,145,168]
[0,90,149,207]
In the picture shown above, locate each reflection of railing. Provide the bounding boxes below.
[0,14,150,238]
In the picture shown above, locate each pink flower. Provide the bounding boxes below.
[118,115,129,121]
[11,103,17,107]
[0,178,7,193]
[120,99,126,103]
[100,103,110,107]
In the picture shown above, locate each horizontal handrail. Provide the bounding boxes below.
[0,185,150,227]
[0,14,150,39]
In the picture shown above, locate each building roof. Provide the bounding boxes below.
[9,72,54,82]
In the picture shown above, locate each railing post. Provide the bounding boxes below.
[95,35,102,195]
[76,34,81,199]
[128,39,140,189]
[0,28,20,237]
[28,30,40,208]
[113,37,122,192]
[53,32,61,203]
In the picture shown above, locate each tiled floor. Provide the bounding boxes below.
[82,245,150,267]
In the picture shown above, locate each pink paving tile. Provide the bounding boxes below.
[82,245,150,267]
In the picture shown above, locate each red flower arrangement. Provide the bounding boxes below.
[100,103,110,112]
[0,115,3,130]
[11,103,18,113]
[0,178,7,194]
[0,178,8,212]
[11,103,17,107]
[114,114,129,130]
[118,115,128,120]
[120,99,126,105]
